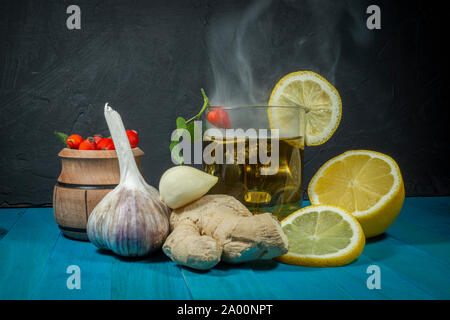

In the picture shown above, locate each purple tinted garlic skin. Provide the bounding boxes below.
[87,103,171,257]
[87,187,170,257]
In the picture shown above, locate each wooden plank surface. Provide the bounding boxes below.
[0,197,449,300]
[388,217,450,264]
[247,252,435,300]
[31,236,191,300]
[398,197,450,236]
[109,251,191,300]
[31,234,113,300]
[0,208,26,241]
[0,208,61,299]
[180,263,280,300]
[361,233,450,299]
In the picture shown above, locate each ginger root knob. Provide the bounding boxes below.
[162,195,289,270]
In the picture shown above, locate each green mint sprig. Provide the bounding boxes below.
[170,88,210,165]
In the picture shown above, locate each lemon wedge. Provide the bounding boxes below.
[268,71,342,146]
[308,150,405,238]
[276,205,365,267]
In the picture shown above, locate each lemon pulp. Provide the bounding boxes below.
[308,150,405,238]
[276,205,365,267]
[268,71,342,146]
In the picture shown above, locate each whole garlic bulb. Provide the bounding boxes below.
[87,104,170,257]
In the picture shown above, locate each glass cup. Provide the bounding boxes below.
[202,105,306,220]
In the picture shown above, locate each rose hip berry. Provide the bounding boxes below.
[93,134,103,144]
[78,137,97,150]
[67,134,83,149]
[126,130,139,148]
[97,138,115,150]
[207,109,231,129]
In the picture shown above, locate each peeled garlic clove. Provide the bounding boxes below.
[159,166,218,209]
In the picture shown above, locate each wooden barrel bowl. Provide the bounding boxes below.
[53,147,145,241]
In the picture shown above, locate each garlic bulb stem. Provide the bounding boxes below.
[104,103,141,187]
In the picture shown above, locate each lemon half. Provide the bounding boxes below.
[308,150,405,238]
[268,71,342,146]
[276,205,365,267]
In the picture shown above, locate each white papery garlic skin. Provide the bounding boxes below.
[159,166,218,209]
[87,104,170,257]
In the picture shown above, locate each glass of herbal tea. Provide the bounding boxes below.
[202,105,306,220]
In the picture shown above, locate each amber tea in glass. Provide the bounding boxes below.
[202,106,306,220]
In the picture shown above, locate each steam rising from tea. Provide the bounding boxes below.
[206,0,348,107]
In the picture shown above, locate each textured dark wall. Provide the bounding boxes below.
[0,0,448,205]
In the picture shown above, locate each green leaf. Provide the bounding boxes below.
[186,122,195,142]
[186,121,202,142]
[172,128,185,142]
[170,127,185,164]
[169,140,184,165]
[176,117,187,129]
[169,89,211,163]
[169,140,178,152]
[54,131,69,147]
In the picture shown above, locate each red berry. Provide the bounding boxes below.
[207,109,231,129]
[126,130,139,148]
[78,137,97,150]
[97,138,115,150]
[93,134,103,145]
[67,134,83,149]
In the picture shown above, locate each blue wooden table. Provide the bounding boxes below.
[0,197,449,300]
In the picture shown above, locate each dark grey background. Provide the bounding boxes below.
[0,0,448,206]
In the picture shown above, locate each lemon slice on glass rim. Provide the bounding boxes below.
[275,205,365,267]
[268,71,342,146]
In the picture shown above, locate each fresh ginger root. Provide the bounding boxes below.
[162,195,289,270]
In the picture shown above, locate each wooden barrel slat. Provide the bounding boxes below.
[53,186,87,229]
[53,148,144,241]
[86,188,114,219]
